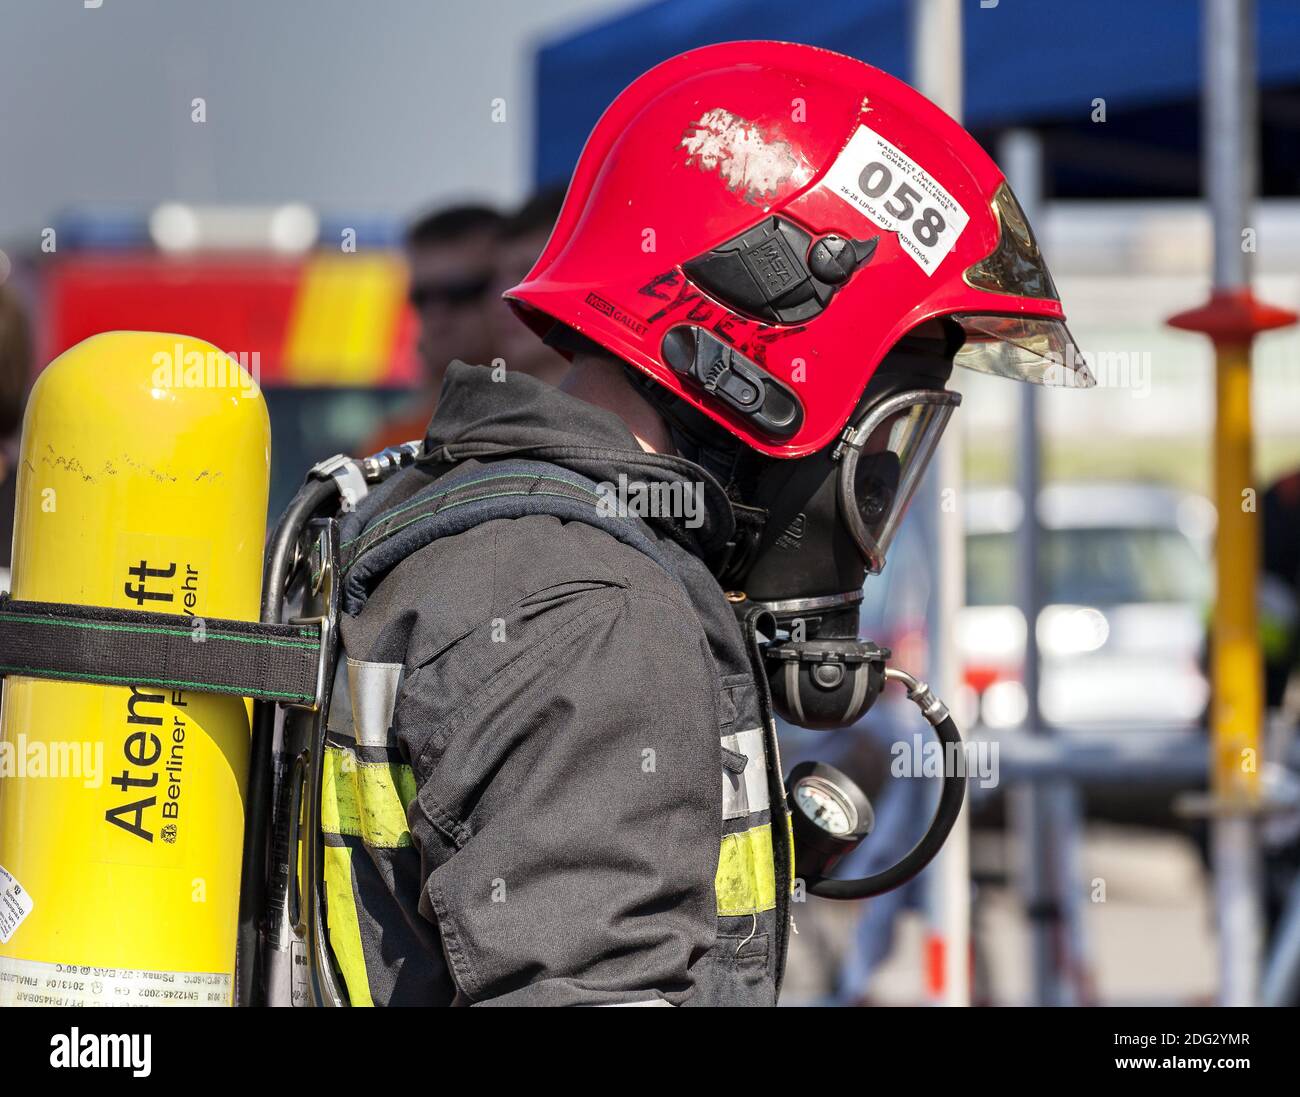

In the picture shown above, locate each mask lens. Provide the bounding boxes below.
[839,392,959,572]
[855,456,898,525]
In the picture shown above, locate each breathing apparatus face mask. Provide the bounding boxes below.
[690,332,962,731]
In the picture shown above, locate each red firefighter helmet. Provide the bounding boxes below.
[508,40,1091,459]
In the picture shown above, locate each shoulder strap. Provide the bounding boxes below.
[338,457,683,615]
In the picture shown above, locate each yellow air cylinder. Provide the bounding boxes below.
[0,331,269,1005]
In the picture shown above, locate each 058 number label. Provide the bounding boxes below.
[857,161,947,248]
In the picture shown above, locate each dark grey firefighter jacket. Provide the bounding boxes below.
[321,361,793,1006]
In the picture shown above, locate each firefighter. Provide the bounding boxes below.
[320,41,1091,1006]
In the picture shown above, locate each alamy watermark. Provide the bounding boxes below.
[891,732,999,789]
[150,343,261,398]
[50,1029,151,1078]
[0,735,103,788]
[595,473,704,529]
[1043,344,1152,398]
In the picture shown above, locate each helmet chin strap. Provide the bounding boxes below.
[619,363,747,483]
[618,363,774,580]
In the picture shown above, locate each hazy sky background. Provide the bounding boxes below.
[0,0,634,242]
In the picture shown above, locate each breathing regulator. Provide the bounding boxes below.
[741,586,967,902]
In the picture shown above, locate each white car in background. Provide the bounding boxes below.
[959,482,1215,731]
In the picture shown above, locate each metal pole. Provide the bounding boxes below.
[1261,868,1300,1005]
[1001,129,1045,788]
[1169,0,1295,1006]
[1001,129,1094,1006]
[998,127,1063,1006]
[911,0,970,1009]
[1207,0,1254,292]
[1204,0,1261,1009]
[911,0,963,116]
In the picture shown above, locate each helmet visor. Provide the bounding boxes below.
[964,182,1059,301]
[837,390,961,573]
[951,313,1095,388]
[954,181,1094,389]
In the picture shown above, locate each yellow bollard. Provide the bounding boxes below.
[1171,288,1295,1004]
[1211,340,1262,805]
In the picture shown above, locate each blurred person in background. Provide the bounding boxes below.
[486,188,569,387]
[1259,469,1300,1001]
[1186,472,1300,1000]
[363,203,502,452]
[0,284,32,591]
[1262,469,1300,713]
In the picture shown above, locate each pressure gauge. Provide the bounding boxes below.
[787,761,874,883]
[794,778,857,835]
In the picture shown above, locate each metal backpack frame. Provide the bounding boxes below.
[242,443,422,1007]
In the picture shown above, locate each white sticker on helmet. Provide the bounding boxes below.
[822,124,970,275]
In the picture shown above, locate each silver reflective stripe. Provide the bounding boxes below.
[721,727,770,820]
[346,659,404,748]
[325,659,352,735]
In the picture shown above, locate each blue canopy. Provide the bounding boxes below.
[533,0,1300,195]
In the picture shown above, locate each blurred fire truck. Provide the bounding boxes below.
[34,203,420,518]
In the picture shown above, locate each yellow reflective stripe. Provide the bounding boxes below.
[319,744,416,848]
[786,812,797,893]
[323,844,374,1007]
[715,822,777,916]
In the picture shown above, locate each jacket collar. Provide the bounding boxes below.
[422,361,736,558]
